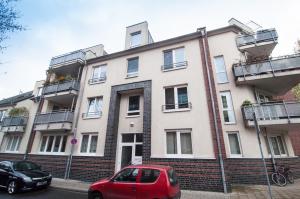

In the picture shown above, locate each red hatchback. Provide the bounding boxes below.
[88,165,181,199]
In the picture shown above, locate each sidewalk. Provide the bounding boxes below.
[51,178,300,199]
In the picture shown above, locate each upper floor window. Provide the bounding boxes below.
[266,135,287,157]
[5,135,22,152]
[128,95,140,116]
[39,135,67,153]
[80,134,98,154]
[86,97,103,118]
[130,31,141,48]
[213,56,228,84]
[163,47,186,70]
[220,91,235,124]
[164,86,190,111]
[227,132,242,156]
[0,110,7,122]
[89,64,107,84]
[166,130,193,156]
[127,57,139,77]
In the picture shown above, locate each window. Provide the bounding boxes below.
[220,91,235,124]
[213,56,228,83]
[227,132,242,156]
[164,86,189,110]
[163,47,186,70]
[80,134,98,154]
[266,135,287,156]
[114,168,139,182]
[39,135,67,153]
[140,169,160,183]
[5,135,22,152]
[0,110,6,122]
[128,95,140,116]
[86,97,103,117]
[127,57,139,77]
[130,31,141,48]
[89,65,107,84]
[166,130,192,156]
[168,169,179,186]
[36,87,43,97]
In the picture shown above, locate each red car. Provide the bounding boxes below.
[88,165,181,199]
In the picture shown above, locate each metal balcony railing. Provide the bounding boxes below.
[242,101,300,122]
[233,54,300,79]
[0,116,28,127]
[34,111,74,125]
[236,29,278,48]
[88,76,107,84]
[50,50,85,68]
[42,80,80,95]
[162,102,192,111]
[161,61,188,71]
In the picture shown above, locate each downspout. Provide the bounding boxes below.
[200,28,228,193]
[64,62,88,179]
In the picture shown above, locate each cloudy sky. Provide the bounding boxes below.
[0,0,299,99]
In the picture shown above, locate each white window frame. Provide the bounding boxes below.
[165,130,193,158]
[85,97,103,118]
[127,95,140,117]
[39,135,67,154]
[267,135,288,157]
[227,132,243,157]
[130,31,142,48]
[90,64,107,84]
[79,133,98,155]
[126,57,139,78]
[5,135,22,152]
[213,55,229,84]
[162,47,186,71]
[220,91,236,124]
[163,85,190,112]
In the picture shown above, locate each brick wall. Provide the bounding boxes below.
[0,153,24,161]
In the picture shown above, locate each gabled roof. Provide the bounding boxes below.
[0,91,33,107]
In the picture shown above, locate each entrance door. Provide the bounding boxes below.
[117,133,143,171]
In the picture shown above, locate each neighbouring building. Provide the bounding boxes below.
[1,19,300,192]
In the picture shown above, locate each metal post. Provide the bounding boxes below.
[253,112,273,199]
[282,101,290,123]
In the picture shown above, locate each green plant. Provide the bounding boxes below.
[8,107,29,117]
[242,100,252,107]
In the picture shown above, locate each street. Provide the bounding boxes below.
[0,187,87,199]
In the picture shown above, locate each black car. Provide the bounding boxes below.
[0,160,52,194]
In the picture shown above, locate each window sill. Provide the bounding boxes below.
[125,74,138,79]
[229,155,243,158]
[126,115,140,118]
[163,108,191,113]
[4,151,20,153]
[88,79,106,85]
[164,154,194,159]
[162,66,187,72]
[224,122,236,125]
[78,153,97,156]
[37,152,66,155]
[82,115,101,120]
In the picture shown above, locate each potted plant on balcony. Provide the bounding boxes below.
[8,107,29,117]
[242,100,252,107]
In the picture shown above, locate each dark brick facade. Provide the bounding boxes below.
[0,153,24,162]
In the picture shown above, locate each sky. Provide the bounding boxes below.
[0,0,300,99]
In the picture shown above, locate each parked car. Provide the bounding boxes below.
[88,164,181,199]
[0,160,52,194]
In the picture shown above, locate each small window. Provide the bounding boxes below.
[266,136,287,156]
[220,91,235,124]
[227,132,242,156]
[90,65,107,84]
[164,86,189,110]
[39,135,67,153]
[127,57,139,77]
[0,110,7,122]
[5,135,22,152]
[80,134,98,154]
[128,95,140,116]
[140,169,160,183]
[213,56,228,84]
[86,97,103,117]
[163,47,186,70]
[166,130,192,156]
[130,31,141,48]
[114,168,139,182]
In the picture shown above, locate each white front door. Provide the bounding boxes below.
[116,133,143,171]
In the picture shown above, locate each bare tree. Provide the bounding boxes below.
[0,0,25,51]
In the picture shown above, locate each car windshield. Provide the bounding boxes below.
[13,161,40,171]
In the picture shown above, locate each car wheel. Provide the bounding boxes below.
[7,181,17,194]
[91,191,103,199]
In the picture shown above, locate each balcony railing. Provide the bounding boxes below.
[242,101,300,122]
[0,116,28,127]
[50,50,85,68]
[233,54,300,79]
[42,80,80,95]
[236,29,278,48]
[88,76,107,84]
[34,111,74,125]
[162,102,192,111]
[161,61,188,71]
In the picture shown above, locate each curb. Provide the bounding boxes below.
[50,184,88,194]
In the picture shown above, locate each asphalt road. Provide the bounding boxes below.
[0,187,87,199]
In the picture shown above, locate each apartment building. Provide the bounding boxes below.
[0,19,300,192]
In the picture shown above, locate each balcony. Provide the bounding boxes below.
[162,102,192,113]
[236,29,278,58]
[0,116,28,133]
[242,101,300,130]
[233,54,300,95]
[42,80,80,103]
[34,111,74,131]
[49,50,85,76]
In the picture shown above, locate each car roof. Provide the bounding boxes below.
[125,164,172,170]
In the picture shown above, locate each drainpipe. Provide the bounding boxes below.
[200,28,228,193]
[64,62,88,179]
